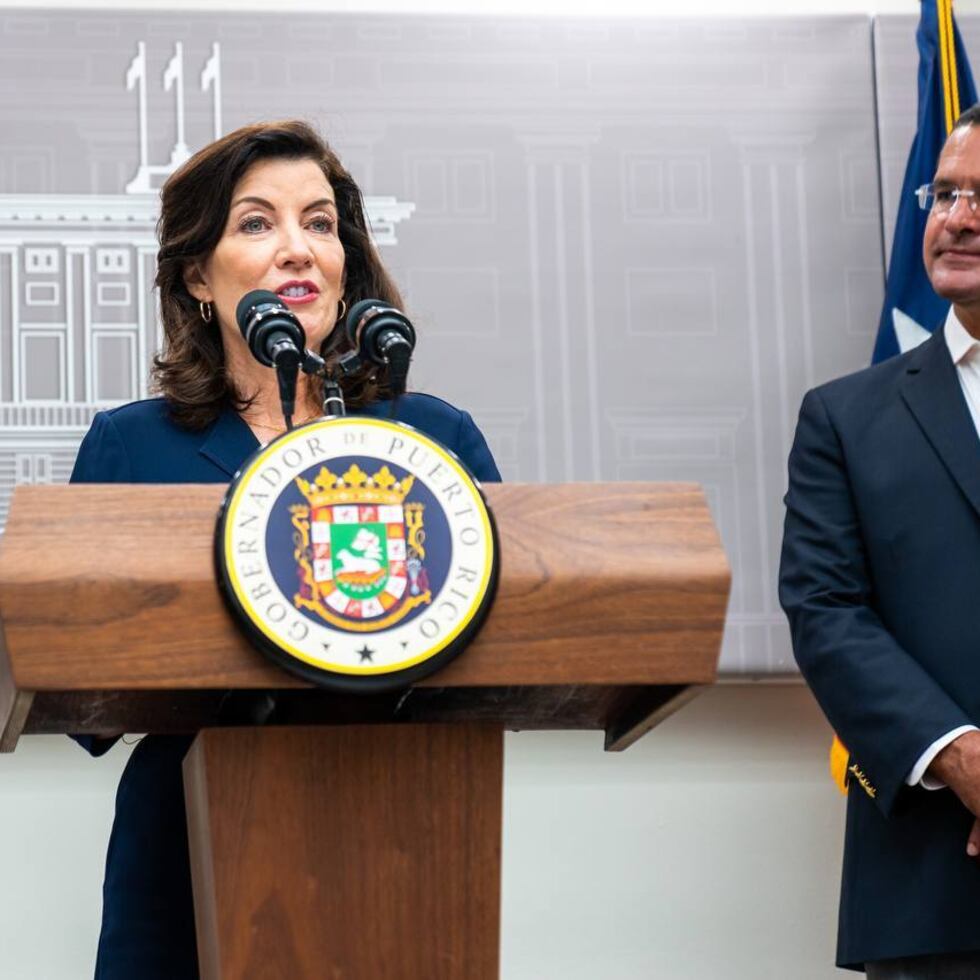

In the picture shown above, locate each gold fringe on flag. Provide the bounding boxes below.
[938,0,961,134]
[830,733,850,795]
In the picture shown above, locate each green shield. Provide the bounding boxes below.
[330,521,390,600]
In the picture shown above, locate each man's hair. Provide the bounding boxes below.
[153,120,404,429]
[954,103,980,130]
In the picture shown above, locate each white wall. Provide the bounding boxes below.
[0,0,975,15]
[501,685,846,980]
[0,686,846,979]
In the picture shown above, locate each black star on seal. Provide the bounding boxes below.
[357,644,375,662]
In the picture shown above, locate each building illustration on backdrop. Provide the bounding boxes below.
[0,41,414,524]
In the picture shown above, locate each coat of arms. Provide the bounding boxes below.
[217,416,497,690]
[290,462,431,631]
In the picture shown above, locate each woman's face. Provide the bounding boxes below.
[187,156,346,357]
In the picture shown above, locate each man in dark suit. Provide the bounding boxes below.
[780,104,980,977]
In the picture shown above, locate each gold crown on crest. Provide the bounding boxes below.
[296,463,414,508]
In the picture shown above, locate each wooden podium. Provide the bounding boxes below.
[0,482,729,979]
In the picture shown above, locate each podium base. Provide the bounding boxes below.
[184,723,503,979]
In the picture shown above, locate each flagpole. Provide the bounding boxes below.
[201,43,222,141]
[166,43,189,165]
[124,42,150,194]
[132,43,147,177]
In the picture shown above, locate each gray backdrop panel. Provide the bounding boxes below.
[0,12,885,673]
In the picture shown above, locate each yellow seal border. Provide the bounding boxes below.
[222,416,495,675]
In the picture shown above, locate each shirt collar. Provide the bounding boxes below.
[944,306,980,366]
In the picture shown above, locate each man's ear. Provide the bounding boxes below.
[183,261,211,303]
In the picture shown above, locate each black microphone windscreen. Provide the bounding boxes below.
[235,289,306,368]
[235,289,282,330]
[344,299,389,347]
[344,299,416,364]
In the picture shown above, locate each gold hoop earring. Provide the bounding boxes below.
[199,301,213,324]
[337,299,347,322]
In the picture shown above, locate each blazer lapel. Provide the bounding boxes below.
[901,329,980,520]
[198,406,259,478]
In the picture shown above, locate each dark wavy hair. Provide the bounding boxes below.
[152,120,405,429]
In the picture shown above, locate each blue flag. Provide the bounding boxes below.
[872,0,978,363]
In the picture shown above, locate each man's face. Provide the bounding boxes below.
[924,125,980,305]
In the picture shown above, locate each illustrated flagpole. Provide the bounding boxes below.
[164,42,190,166]
[201,43,222,141]
[126,43,148,181]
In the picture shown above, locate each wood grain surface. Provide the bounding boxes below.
[184,724,503,980]
[0,482,729,692]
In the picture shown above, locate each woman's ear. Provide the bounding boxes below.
[183,261,211,303]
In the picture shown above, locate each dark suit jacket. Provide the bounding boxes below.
[780,329,980,969]
[70,394,500,980]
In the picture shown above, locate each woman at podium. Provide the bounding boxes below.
[69,120,500,980]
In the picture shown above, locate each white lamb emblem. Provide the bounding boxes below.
[336,528,383,574]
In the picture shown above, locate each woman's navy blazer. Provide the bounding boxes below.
[70,394,500,980]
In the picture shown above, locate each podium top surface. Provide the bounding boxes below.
[0,481,728,690]
[0,482,729,749]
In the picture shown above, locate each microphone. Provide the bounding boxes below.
[344,299,416,398]
[236,289,305,367]
[235,289,305,430]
